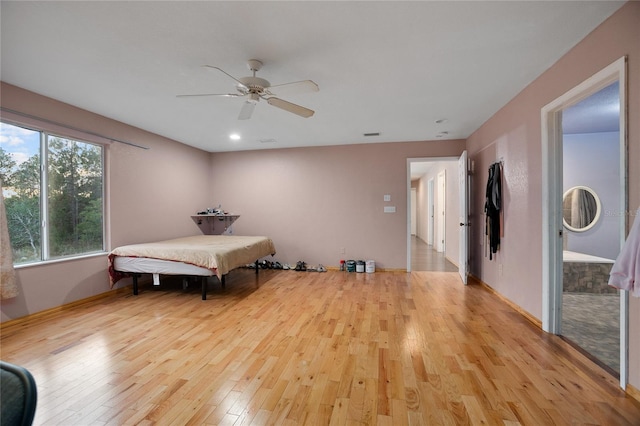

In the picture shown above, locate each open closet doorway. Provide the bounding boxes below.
[542,57,628,388]
[407,157,461,274]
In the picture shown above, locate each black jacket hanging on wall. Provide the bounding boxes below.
[485,162,502,260]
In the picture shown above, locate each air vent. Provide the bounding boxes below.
[363,132,380,137]
[259,138,277,144]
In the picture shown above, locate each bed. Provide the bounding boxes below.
[108,235,276,299]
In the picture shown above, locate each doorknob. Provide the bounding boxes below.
[459,222,470,227]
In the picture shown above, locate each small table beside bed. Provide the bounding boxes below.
[108,235,276,300]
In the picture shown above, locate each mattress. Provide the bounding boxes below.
[113,256,215,276]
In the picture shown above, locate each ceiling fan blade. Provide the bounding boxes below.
[238,100,256,120]
[176,93,241,98]
[266,97,315,118]
[267,80,319,96]
[202,65,248,91]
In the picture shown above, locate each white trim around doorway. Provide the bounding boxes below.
[541,56,628,389]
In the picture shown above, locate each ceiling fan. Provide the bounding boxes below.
[178,59,319,120]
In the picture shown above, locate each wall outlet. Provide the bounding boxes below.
[340,247,345,254]
[384,194,391,202]
[498,263,503,276]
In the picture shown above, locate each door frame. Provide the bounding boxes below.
[541,56,628,388]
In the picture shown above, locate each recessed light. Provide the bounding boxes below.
[229,133,241,141]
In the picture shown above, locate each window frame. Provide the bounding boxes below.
[1,118,110,268]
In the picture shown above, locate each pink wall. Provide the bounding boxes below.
[1,83,212,321]
[466,2,639,389]
[208,141,465,270]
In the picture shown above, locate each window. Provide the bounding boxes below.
[0,122,105,265]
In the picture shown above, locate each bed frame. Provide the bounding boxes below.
[128,260,260,300]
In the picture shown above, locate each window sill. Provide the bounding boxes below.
[14,251,108,270]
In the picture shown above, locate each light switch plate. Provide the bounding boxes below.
[384,206,396,213]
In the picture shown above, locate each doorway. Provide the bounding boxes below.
[542,57,628,388]
[561,81,621,373]
[407,158,460,273]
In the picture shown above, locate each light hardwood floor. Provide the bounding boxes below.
[1,269,639,425]
[410,236,458,272]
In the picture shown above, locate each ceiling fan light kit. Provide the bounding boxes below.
[178,59,318,120]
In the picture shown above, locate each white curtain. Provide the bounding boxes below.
[0,180,18,299]
[568,188,597,229]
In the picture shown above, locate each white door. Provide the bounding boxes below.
[411,188,417,235]
[436,171,446,252]
[458,151,469,285]
[428,178,435,245]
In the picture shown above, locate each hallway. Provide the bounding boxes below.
[411,235,458,272]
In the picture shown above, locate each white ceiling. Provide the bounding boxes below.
[0,1,624,153]
[411,160,446,181]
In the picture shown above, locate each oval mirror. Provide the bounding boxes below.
[562,186,601,232]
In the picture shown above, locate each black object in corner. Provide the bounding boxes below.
[0,360,38,426]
